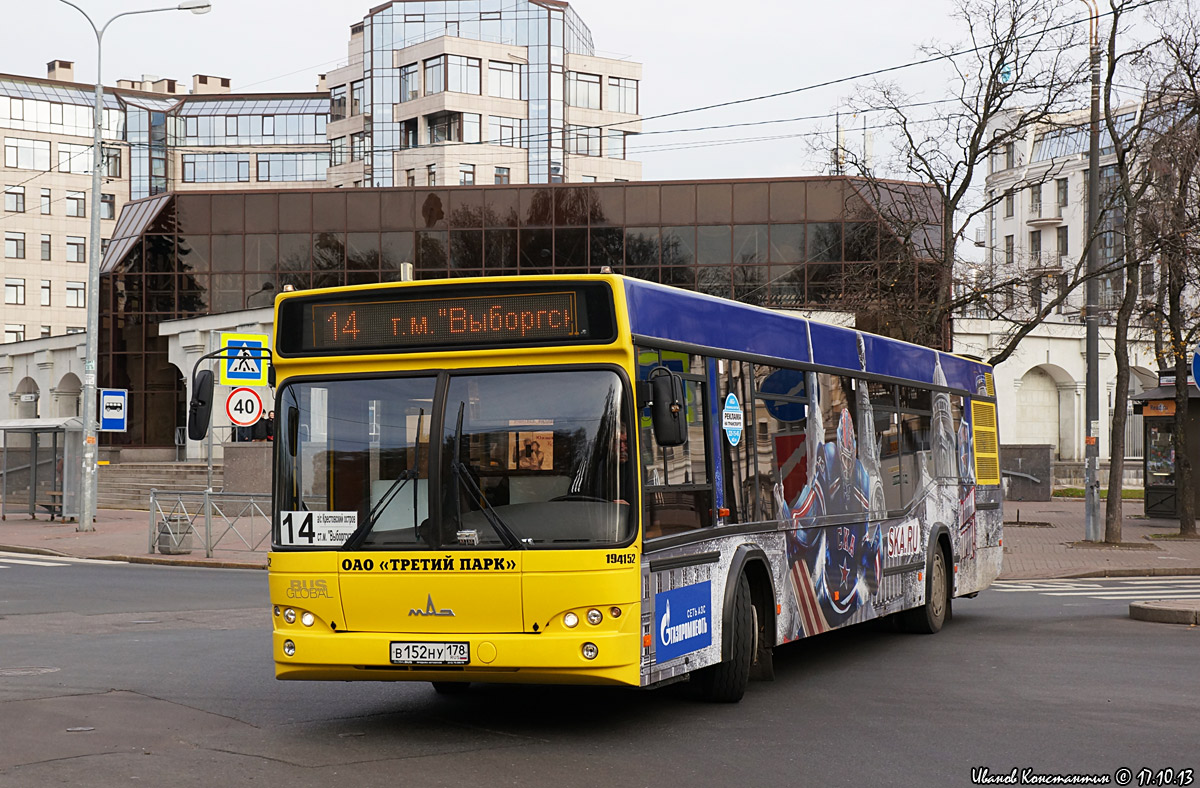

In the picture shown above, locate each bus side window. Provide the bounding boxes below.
[718,359,756,523]
[752,364,810,523]
[637,348,713,539]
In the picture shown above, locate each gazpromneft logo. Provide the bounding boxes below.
[654,581,712,663]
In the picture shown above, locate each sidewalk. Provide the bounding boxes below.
[1,499,1199,579]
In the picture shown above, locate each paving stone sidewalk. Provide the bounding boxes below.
[1,499,1199,579]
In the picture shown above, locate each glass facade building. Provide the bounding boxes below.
[364,0,595,185]
[100,176,941,448]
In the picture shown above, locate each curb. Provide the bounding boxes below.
[0,544,265,571]
[1129,600,1200,626]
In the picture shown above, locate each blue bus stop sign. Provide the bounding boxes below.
[1193,348,1200,393]
[759,369,807,422]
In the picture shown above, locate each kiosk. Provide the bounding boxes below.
[1133,370,1200,518]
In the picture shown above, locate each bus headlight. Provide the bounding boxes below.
[582,642,598,660]
[284,608,297,624]
[609,606,622,619]
[563,612,579,628]
[301,612,315,627]
[283,640,296,657]
[273,605,280,617]
[586,608,603,625]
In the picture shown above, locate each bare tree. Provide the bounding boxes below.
[828,0,1088,354]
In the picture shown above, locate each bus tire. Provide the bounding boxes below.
[695,573,752,702]
[431,681,470,695]
[901,543,950,634]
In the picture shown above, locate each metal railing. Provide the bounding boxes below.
[148,489,272,558]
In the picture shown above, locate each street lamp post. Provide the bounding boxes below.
[1081,0,1102,542]
[58,0,212,532]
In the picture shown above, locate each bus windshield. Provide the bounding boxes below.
[275,369,633,549]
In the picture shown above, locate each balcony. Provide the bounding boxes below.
[1026,251,1065,274]
[1026,204,1064,227]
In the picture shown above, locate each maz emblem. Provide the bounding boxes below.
[409,594,455,617]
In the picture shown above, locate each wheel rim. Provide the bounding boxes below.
[930,552,946,622]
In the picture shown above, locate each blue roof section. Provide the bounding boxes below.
[620,277,992,394]
[623,279,811,366]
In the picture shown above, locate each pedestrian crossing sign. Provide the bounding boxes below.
[219,332,270,386]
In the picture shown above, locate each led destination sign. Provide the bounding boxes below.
[278,283,622,356]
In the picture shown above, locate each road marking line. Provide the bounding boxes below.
[0,557,70,567]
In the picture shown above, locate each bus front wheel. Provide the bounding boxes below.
[695,573,753,702]
[901,543,950,634]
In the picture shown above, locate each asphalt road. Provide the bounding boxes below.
[1,555,1197,788]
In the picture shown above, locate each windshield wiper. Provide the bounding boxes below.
[451,401,525,550]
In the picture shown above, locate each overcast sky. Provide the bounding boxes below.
[0,0,1139,182]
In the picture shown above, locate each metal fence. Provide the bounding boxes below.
[148,489,272,558]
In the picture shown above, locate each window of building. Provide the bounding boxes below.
[58,142,93,174]
[101,193,115,220]
[581,175,597,183]
[225,116,238,136]
[567,125,600,157]
[446,55,481,94]
[182,154,250,183]
[608,77,638,114]
[1004,142,1015,169]
[40,325,50,338]
[4,186,25,213]
[1030,183,1042,215]
[66,236,85,263]
[406,169,416,187]
[5,231,25,259]
[66,191,85,218]
[1029,229,1041,259]
[262,116,275,136]
[1004,235,1014,266]
[40,234,50,261]
[66,281,85,308]
[459,163,475,186]
[256,153,331,182]
[400,63,420,102]
[331,136,348,166]
[4,325,25,343]
[567,72,602,109]
[488,116,526,148]
[40,279,50,306]
[103,146,121,177]
[494,166,510,184]
[428,112,480,144]
[487,61,524,99]
[1057,177,1069,207]
[607,129,626,160]
[1003,190,1014,218]
[1057,226,1068,259]
[65,326,85,335]
[350,80,365,116]
[5,278,25,305]
[350,132,370,162]
[5,138,51,171]
[40,188,51,215]
[427,163,437,186]
[330,84,347,121]
[424,56,445,95]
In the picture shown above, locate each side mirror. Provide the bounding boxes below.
[648,367,687,447]
[187,369,215,441]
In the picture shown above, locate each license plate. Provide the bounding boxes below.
[390,641,470,665]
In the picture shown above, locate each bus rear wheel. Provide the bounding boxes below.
[901,544,950,634]
[695,573,752,702]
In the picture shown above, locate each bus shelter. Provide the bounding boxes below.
[1132,376,1200,518]
[0,417,81,522]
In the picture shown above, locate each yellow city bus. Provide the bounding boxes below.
[225,274,1001,702]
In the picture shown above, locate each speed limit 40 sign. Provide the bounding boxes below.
[226,387,264,427]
